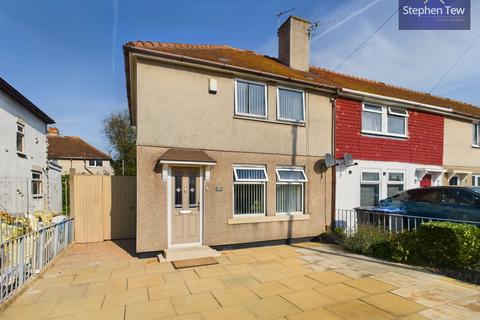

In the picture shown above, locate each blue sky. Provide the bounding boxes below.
[1,0,479,152]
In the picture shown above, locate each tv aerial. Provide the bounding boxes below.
[276,8,296,28]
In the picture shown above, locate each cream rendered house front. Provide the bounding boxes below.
[443,117,480,186]
[125,17,335,253]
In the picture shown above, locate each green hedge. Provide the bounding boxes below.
[418,222,480,269]
[340,222,480,270]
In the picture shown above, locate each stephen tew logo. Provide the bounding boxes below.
[399,0,470,30]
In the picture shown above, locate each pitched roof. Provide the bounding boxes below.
[0,77,55,124]
[124,41,480,119]
[48,136,111,160]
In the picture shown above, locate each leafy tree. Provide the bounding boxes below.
[102,110,136,175]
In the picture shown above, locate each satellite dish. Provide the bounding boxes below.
[324,153,335,168]
[344,153,354,167]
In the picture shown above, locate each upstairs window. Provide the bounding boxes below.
[276,168,307,214]
[235,80,267,118]
[362,104,408,137]
[88,160,103,167]
[473,123,480,147]
[277,88,305,123]
[16,122,25,153]
[233,166,268,215]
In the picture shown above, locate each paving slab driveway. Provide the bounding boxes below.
[1,240,479,320]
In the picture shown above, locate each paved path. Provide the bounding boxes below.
[1,240,479,320]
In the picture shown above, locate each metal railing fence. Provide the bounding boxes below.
[335,209,480,233]
[0,218,74,304]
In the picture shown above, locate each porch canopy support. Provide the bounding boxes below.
[415,168,446,181]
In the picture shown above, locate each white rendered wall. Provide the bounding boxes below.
[0,90,49,215]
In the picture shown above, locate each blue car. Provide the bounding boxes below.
[371,186,480,222]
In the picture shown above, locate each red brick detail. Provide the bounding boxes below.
[335,98,444,165]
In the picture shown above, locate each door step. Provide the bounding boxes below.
[158,246,221,262]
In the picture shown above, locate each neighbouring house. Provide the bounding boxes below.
[443,118,480,187]
[0,77,62,216]
[334,87,480,210]
[124,15,480,253]
[47,128,114,176]
[124,16,335,253]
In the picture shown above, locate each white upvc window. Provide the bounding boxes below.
[472,175,480,186]
[88,159,103,167]
[473,123,480,147]
[362,103,408,137]
[234,79,267,118]
[360,171,381,206]
[233,166,267,216]
[277,87,305,123]
[387,171,405,197]
[31,171,42,198]
[276,167,307,214]
[16,122,25,153]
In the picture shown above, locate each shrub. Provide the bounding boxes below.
[341,225,392,256]
[417,222,480,269]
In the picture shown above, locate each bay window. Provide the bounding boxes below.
[233,166,267,215]
[277,88,305,123]
[276,168,307,214]
[362,104,408,137]
[360,171,380,206]
[235,80,267,118]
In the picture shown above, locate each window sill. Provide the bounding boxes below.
[234,115,306,127]
[276,118,306,125]
[472,145,480,149]
[17,151,27,158]
[361,130,409,140]
[228,214,310,225]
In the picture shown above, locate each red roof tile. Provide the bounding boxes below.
[124,41,480,119]
[48,136,111,160]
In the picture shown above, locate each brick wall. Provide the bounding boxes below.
[335,98,444,165]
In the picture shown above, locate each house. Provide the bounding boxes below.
[124,15,480,253]
[0,77,62,215]
[47,128,114,176]
[333,80,480,210]
[443,116,480,187]
[124,17,335,253]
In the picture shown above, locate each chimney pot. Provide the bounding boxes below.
[48,127,59,136]
[278,16,310,72]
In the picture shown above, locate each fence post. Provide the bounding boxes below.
[38,230,45,270]
[53,226,58,256]
[64,221,68,250]
[18,237,25,287]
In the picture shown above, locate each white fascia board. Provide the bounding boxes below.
[339,88,453,113]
